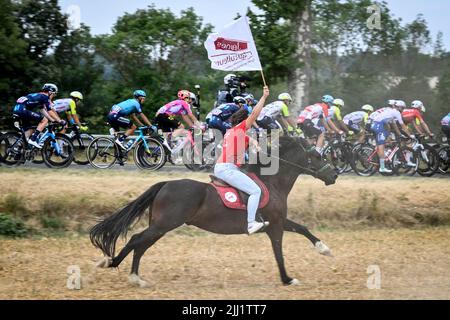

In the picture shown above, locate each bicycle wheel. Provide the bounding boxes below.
[87,137,118,169]
[134,138,166,171]
[417,145,439,177]
[0,132,22,166]
[183,141,209,172]
[392,146,418,176]
[42,134,74,168]
[438,146,450,174]
[352,145,377,177]
[71,133,95,165]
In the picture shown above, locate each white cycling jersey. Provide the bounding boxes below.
[257,101,289,121]
[298,103,328,122]
[343,111,367,125]
[369,107,403,125]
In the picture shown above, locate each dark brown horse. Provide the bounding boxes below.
[91,136,337,287]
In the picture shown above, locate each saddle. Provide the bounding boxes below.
[209,173,270,210]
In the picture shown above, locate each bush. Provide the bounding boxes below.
[1,193,28,216]
[0,213,29,237]
[39,215,66,230]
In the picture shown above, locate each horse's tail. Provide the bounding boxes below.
[89,181,167,258]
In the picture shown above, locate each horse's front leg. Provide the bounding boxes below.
[284,219,333,257]
[266,222,300,286]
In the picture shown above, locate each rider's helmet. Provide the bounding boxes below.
[361,104,374,112]
[244,94,256,106]
[233,96,246,105]
[278,93,293,102]
[411,100,424,110]
[178,90,191,100]
[322,95,334,105]
[388,99,396,107]
[70,91,83,100]
[42,83,58,94]
[333,98,345,108]
[224,74,237,85]
[133,90,147,98]
[394,100,406,109]
[189,92,197,104]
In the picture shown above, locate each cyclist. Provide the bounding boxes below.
[154,90,203,137]
[369,100,415,173]
[441,113,450,142]
[329,99,354,135]
[107,90,155,150]
[216,74,240,106]
[256,93,300,135]
[401,100,434,137]
[13,83,66,149]
[343,105,374,143]
[52,91,88,133]
[206,96,251,135]
[298,95,343,154]
[244,94,258,108]
[214,86,270,235]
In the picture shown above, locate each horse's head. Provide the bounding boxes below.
[279,136,338,186]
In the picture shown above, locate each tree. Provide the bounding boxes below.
[0,0,30,113]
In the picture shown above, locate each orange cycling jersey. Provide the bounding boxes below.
[402,108,423,124]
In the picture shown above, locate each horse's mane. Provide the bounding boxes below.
[245,135,308,174]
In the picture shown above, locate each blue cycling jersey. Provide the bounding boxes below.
[110,99,143,117]
[211,103,252,121]
[13,93,51,112]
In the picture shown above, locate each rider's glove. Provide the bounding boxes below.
[80,126,89,132]
[410,135,416,139]
[348,130,354,136]
[296,128,302,135]
[338,131,344,135]
[59,120,67,127]
[287,125,294,132]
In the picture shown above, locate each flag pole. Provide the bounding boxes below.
[260,70,267,87]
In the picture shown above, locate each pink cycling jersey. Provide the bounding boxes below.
[157,99,192,116]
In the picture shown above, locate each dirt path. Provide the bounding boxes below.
[1,227,450,300]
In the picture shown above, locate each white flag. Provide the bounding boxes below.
[204,16,262,71]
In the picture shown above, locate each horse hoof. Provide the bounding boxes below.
[315,241,333,257]
[96,257,113,268]
[129,274,149,288]
[289,278,300,286]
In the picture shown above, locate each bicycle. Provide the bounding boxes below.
[410,135,440,177]
[0,116,74,168]
[353,136,418,177]
[87,126,165,170]
[65,123,95,165]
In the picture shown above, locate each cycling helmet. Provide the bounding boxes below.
[333,98,345,107]
[233,96,246,105]
[394,100,406,109]
[388,99,396,106]
[70,91,83,100]
[178,90,190,100]
[411,100,424,109]
[244,94,255,101]
[322,95,334,104]
[42,83,58,94]
[278,93,293,102]
[189,92,198,105]
[133,90,147,98]
[361,104,374,112]
[224,74,237,85]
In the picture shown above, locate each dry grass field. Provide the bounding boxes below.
[1,167,450,299]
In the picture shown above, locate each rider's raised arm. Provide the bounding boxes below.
[246,86,269,130]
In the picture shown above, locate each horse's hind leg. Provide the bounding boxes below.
[284,219,332,256]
